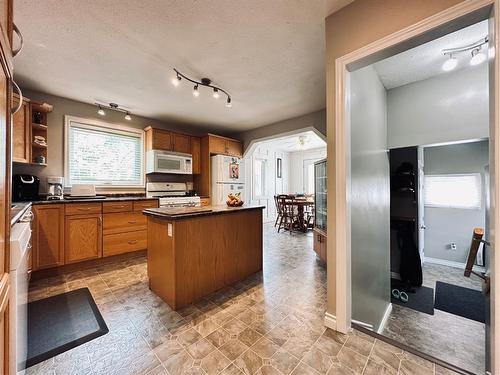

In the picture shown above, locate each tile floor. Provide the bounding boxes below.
[382,263,485,374]
[27,224,461,375]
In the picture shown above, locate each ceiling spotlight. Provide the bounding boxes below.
[124,112,132,121]
[173,68,232,107]
[442,54,457,72]
[172,75,181,87]
[471,48,486,66]
[193,85,200,97]
[97,106,105,116]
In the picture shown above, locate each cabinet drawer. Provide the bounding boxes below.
[103,201,133,213]
[103,212,147,235]
[200,198,211,207]
[103,230,147,257]
[65,203,102,216]
[133,200,158,212]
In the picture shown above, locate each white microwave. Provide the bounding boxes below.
[146,150,193,174]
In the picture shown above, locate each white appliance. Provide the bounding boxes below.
[46,176,64,200]
[146,150,192,174]
[146,182,201,207]
[211,155,245,205]
[10,209,33,375]
[70,184,96,197]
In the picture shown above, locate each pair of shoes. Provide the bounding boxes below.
[391,288,409,303]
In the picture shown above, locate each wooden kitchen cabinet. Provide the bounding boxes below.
[207,134,243,157]
[33,204,65,270]
[172,132,190,154]
[65,214,102,264]
[12,94,30,163]
[200,197,211,207]
[313,228,327,263]
[145,127,172,151]
[190,136,201,174]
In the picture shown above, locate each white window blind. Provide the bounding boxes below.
[424,174,482,209]
[65,117,144,187]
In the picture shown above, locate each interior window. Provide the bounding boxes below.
[424,173,482,209]
[65,117,144,187]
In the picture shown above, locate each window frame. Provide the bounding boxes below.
[64,115,145,189]
[424,173,482,210]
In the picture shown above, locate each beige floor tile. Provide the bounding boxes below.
[201,349,232,374]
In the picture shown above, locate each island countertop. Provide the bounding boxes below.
[143,204,265,220]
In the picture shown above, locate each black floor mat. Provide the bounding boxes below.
[26,288,108,368]
[390,278,434,315]
[434,281,485,323]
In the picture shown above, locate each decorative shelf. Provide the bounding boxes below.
[32,123,48,130]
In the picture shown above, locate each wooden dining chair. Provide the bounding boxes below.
[276,195,298,234]
[274,195,283,228]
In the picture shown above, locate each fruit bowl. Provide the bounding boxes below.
[227,200,244,207]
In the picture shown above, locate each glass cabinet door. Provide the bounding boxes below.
[314,160,327,232]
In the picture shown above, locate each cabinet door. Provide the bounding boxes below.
[152,129,172,151]
[12,95,29,163]
[190,136,201,174]
[33,205,65,270]
[172,133,190,154]
[209,135,226,154]
[320,235,327,263]
[65,214,102,263]
[313,231,321,256]
[226,139,243,157]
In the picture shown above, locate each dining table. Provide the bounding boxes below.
[289,195,314,232]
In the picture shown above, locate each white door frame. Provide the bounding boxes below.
[330,0,499,372]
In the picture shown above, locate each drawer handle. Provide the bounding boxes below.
[128,240,138,245]
[113,205,126,208]
[128,220,137,224]
[78,208,91,211]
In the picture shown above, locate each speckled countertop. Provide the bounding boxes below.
[143,204,264,220]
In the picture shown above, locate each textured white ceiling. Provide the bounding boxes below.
[13,0,349,132]
[258,130,326,152]
[374,20,489,89]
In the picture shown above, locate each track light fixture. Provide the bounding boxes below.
[172,68,232,108]
[95,102,133,121]
[441,36,488,72]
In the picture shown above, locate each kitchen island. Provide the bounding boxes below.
[143,205,264,310]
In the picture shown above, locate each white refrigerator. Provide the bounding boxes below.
[211,155,245,205]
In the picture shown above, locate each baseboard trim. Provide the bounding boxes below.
[351,319,373,331]
[377,303,392,334]
[424,256,486,273]
[324,312,337,330]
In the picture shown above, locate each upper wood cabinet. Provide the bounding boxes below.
[33,204,65,270]
[207,134,243,158]
[12,94,30,163]
[190,136,201,174]
[172,133,190,154]
[65,213,102,264]
[145,127,173,151]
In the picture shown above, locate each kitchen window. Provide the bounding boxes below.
[424,173,482,209]
[65,116,144,188]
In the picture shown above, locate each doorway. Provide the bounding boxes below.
[346,11,490,373]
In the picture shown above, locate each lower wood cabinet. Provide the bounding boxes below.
[32,199,159,271]
[65,214,102,263]
[313,228,327,263]
[33,204,65,270]
[103,230,147,257]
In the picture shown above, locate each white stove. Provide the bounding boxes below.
[146,182,201,208]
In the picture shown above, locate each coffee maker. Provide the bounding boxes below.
[47,176,64,200]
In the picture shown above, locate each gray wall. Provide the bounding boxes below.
[233,109,326,150]
[423,140,488,264]
[350,66,391,331]
[387,64,488,148]
[13,89,216,192]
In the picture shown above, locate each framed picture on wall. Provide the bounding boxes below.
[277,158,282,178]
